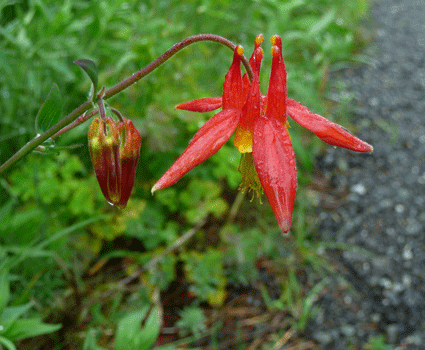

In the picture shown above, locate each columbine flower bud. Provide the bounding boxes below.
[117,118,141,208]
[88,116,141,208]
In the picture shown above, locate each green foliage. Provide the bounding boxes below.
[363,334,392,350]
[114,307,160,350]
[182,249,227,307]
[176,306,207,338]
[148,254,177,291]
[74,59,99,99]
[178,179,228,224]
[35,83,63,135]
[0,269,61,349]
[83,307,161,350]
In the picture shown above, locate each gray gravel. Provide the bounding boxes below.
[307,0,425,349]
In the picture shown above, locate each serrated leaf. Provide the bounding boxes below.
[35,83,63,134]
[74,59,98,95]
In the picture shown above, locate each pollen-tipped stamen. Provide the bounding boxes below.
[238,152,263,201]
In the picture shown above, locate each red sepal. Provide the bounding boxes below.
[152,108,241,191]
[176,97,222,112]
[287,99,373,153]
[253,116,297,233]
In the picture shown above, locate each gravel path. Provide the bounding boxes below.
[307,0,425,348]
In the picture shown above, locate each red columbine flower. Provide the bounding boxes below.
[88,116,141,208]
[152,35,373,233]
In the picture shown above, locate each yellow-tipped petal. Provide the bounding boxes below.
[236,44,244,56]
[255,34,264,47]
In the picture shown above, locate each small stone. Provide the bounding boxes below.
[351,183,367,195]
[380,199,393,208]
[403,244,413,260]
[380,278,392,289]
[313,331,333,345]
[371,313,381,323]
[369,97,380,107]
[395,204,405,214]
[344,295,352,304]
[341,325,355,337]
[387,324,399,344]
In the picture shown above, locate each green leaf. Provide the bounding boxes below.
[0,270,10,314]
[35,83,63,135]
[0,336,16,350]
[114,307,148,350]
[74,59,99,96]
[0,303,33,324]
[139,307,160,349]
[1,318,61,341]
[308,8,336,37]
[115,307,160,350]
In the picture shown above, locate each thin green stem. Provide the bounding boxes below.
[0,34,253,175]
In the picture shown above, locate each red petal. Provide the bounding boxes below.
[265,45,287,123]
[153,108,241,192]
[222,46,243,110]
[176,97,222,112]
[287,99,373,153]
[253,116,297,233]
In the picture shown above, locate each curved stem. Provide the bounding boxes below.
[0,34,252,175]
[110,108,124,122]
[51,110,99,139]
[104,34,253,99]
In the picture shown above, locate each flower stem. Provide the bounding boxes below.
[104,34,253,99]
[0,34,253,175]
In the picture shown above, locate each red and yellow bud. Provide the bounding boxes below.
[88,116,141,208]
[118,118,142,208]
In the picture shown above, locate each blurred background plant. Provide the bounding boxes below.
[0,0,371,348]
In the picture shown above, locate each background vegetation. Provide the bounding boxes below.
[0,0,375,349]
